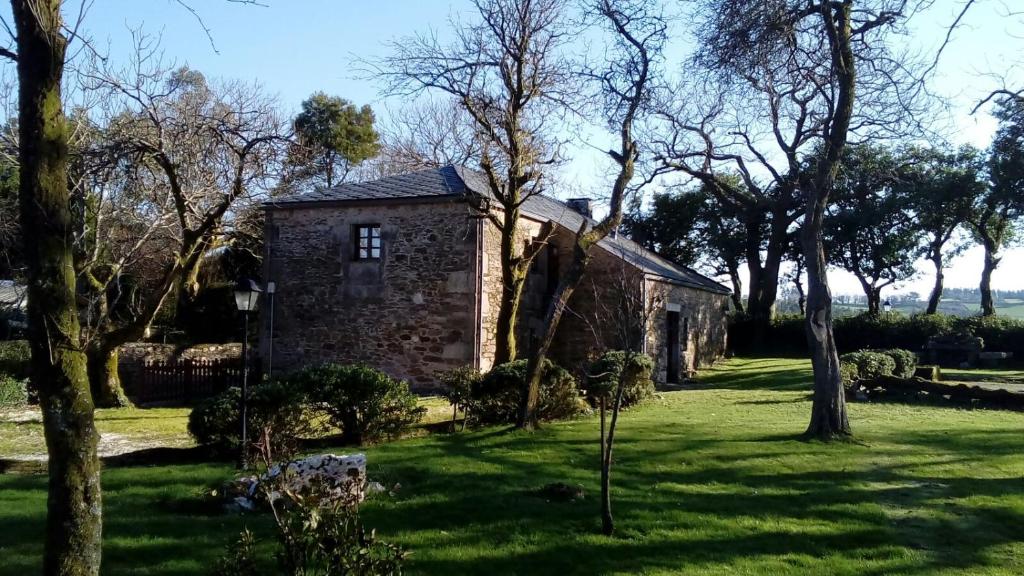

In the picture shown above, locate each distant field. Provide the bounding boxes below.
[832,301,1024,319]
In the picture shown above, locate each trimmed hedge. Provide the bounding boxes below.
[469,359,587,425]
[840,351,897,387]
[586,351,656,408]
[0,375,27,407]
[0,340,30,379]
[730,312,1024,357]
[839,348,918,393]
[297,363,425,445]
[188,381,312,458]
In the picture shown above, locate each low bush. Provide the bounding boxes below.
[839,350,897,387]
[216,479,407,576]
[0,340,30,379]
[436,365,480,429]
[469,359,587,425]
[297,363,425,445]
[0,375,27,407]
[869,348,918,379]
[188,381,311,459]
[586,351,655,408]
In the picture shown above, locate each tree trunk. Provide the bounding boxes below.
[926,251,943,315]
[493,207,526,365]
[980,240,999,317]
[743,214,787,342]
[793,272,806,316]
[727,263,744,313]
[803,0,853,441]
[802,220,850,439]
[866,287,881,316]
[12,1,103,572]
[599,396,612,535]
[87,346,131,408]
[518,244,590,428]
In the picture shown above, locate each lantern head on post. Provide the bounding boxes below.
[234,278,263,313]
[883,299,893,313]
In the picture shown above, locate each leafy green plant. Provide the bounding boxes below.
[0,375,27,407]
[215,474,406,576]
[188,381,313,459]
[212,529,261,576]
[586,351,655,408]
[870,348,918,379]
[839,351,897,388]
[297,364,425,445]
[436,365,479,431]
[469,359,586,425]
[0,340,30,379]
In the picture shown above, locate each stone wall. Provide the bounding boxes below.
[262,199,480,390]
[478,210,545,371]
[645,279,729,382]
[118,342,243,398]
[544,231,646,375]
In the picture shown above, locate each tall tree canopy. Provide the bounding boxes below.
[624,184,746,311]
[975,98,1024,315]
[685,0,933,438]
[900,146,984,315]
[287,93,380,189]
[822,144,922,314]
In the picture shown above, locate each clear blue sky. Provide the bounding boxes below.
[3,0,1022,296]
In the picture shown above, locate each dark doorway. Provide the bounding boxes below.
[666,310,680,384]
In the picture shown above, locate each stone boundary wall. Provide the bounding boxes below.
[119,343,243,396]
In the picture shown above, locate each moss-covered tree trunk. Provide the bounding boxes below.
[493,205,526,365]
[12,0,103,573]
[87,345,130,408]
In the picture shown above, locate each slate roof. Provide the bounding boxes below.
[267,166,730,295]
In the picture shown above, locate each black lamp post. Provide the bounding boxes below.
[234,278,262,470]
[883,299,893,313]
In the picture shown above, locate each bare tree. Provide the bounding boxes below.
[518,0,663,427]
[376,0,572,364]
[78,49,286,406]
[363,98,481,179]
[688,0,933,438]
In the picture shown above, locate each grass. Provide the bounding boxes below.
[0,397,455,462]
[0,407,193,461]
[940,367,1024,393]
[2,358,1024,575]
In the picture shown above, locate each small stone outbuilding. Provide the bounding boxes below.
[260,166,730,390]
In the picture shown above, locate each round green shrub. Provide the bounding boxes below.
[586,351,655,408]
[188,381,311,457]
[469,359,586,425]
[297,363,425,445]
[839,350,897,382]
[0,340,30,379]
[436,365,479,411]
[0,375,27,407]
[869,348,918,379]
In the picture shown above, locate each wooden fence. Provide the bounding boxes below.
[125,357,259,406]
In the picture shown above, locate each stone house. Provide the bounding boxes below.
[260,166,730,390]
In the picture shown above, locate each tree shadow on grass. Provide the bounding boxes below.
[353,423,1024,576]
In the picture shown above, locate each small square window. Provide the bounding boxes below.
[354,224,381,260]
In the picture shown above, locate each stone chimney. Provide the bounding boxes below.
[566,198,593,218]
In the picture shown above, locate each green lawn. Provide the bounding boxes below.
[2,358,1024,575]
